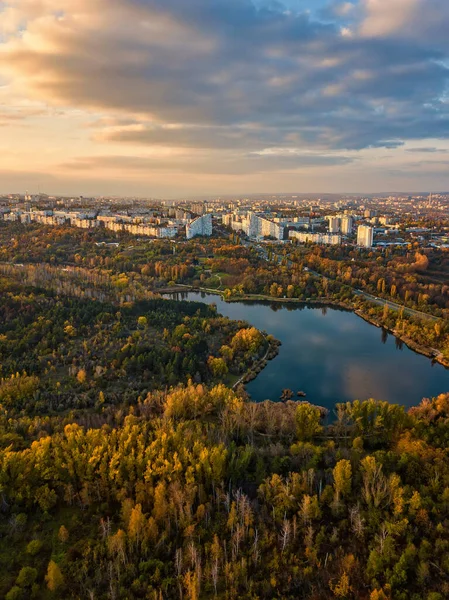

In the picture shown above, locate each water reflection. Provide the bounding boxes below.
[166,291,449,411]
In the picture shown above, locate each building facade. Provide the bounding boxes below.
[290,230,341,245]
[341,216,353,235]
[328,216,340,233]
[186,214,213,239]
[357,225,374,247]
[223,212,284,240]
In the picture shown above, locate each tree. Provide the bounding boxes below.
[46,560,64,592]
[137,316,148,329]
[152,482,167,523]
[295,403,322,441]
[184,570,199,600]
[330,572,351,598]
[64,324,76,337]
[5,587,23,600]
[128,503,146,546]
[333,459,352,503]
[16,567,37,587]
[208,356,228,378]
[219,345,234,362]
[108,529,127,564]
[58,525,69,543]
[26,540,42,555]
[77,369,87,384]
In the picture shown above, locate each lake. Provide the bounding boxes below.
[167,291,449,411]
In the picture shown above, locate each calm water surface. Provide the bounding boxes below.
[167,291,449,411]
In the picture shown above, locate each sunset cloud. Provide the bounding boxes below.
[0,0,448,195]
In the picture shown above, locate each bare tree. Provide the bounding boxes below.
[280,518,291,552]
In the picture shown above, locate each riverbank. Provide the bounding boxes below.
[159,283,449,372]
[232,336,281,390]
[157,284,351,309]
[355,310,449,369]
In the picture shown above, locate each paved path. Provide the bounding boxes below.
[232,335,270,389]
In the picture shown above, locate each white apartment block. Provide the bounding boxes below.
[357,225,374,248]
[71,218,100,229]
[290,230,341,245]
[103,221,177,238]
[186,214,213,239]
[224,212,285,240]
[327,216,340,233]
[340,216,353,235]
[247,212,284,240]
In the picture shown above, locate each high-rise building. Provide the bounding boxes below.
[247,212,284,240]
[223,211,284,240]
[186,214,213,239]
[357,225,374,248]
[327,216,340,233]
[191,202,206,215]
[222,214,233,227]
[341,216,353,235]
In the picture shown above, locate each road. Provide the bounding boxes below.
[232,334,270,389]
[351,289,440,321]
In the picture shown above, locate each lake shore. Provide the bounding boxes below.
[159,284,449,371]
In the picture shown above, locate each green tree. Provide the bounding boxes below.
[16,567,37,587]
[26,540,42,556]
[5,587,23,600]
[208,356,228,378]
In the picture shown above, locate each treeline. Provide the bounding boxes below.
[290,244,449,317]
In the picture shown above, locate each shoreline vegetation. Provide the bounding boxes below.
[160,284,449,371]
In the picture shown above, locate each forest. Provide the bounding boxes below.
[1,223,449,599]
[2,380,449,599]
[0,274,267,416]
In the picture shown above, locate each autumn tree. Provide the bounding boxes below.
[295,403,323,441]
[46,560,64,592]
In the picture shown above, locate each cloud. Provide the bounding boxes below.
[360,0,449,49]
[0,0,448,194]
[62,150,353,176]
[406,147,449,153]
[0,0,448,152]
[0,105,47,126]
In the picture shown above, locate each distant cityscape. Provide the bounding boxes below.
[1,191,449,250]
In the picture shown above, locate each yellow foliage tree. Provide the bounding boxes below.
[45,560,64,592]
[58,525,69,543]
[333,459,352,503]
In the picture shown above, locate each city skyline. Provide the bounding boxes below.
[1,0,449,197]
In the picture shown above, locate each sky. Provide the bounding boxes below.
[1,0,449,198]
